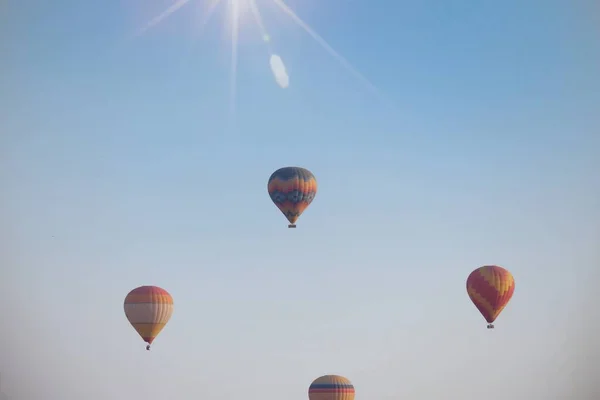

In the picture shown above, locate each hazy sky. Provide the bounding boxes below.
[1,0,599,399]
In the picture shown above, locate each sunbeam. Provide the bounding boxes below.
[194,0,225,37]
[135,0,192,37]
[249,0,271,47]
[179,0,224,71]
[130,0,393,120]
[271,0,382,97]
[228,0,240,124]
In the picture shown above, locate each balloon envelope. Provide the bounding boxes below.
[308,375,355,400]
[466,265,515,323]
[124,285,173,345]
[267,167,317,226]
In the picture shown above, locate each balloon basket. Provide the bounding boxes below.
[288,224,296,228]
[486,324,494,329]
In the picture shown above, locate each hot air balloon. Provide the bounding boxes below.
[268,166,317,228]
[124,285,173,350]
[466,265,515,329]
[309,375,355,400]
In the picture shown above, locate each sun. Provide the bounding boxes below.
[132,0,385,121]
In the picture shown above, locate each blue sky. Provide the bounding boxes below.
[1,0,599,398]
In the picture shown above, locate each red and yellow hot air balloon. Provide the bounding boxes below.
[309,375,355,400]
[124,285,173,350]
[466,265,515,329]
[268,166,317,228]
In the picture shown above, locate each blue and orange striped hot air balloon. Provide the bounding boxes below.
[268,167,317,228]
[124,285,173,350]
[309,375,355,400]
[466,265,515,329]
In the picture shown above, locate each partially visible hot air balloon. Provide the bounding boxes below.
[124,285,173,350]
[268,166,317,228]
[466,265,515,329]
[309,375,355,400]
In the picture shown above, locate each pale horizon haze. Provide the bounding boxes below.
[1,0,599,399]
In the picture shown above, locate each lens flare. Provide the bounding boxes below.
[131,0,386,117]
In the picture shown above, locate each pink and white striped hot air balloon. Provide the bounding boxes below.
[123,285,173,350]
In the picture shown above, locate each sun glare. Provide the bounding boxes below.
[229,0,252,20]
[132,0,385,121]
